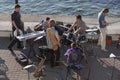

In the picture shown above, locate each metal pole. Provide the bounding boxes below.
[15,0,18,4]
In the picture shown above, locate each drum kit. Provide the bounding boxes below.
[61,26,100,46]
[86,27,100,42]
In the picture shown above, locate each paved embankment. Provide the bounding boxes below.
[0,13,120,39]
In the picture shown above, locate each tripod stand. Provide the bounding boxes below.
[109,53,118,80]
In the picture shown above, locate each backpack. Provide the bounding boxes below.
[69,50,79,64]
[55,26,64,36]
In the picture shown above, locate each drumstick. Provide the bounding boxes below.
[59,24,69,30]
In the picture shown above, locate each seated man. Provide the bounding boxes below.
[66,15,87,42]
[41,17,50,30]
[64,43,83,80]
[64,43,83,65]
[34,17,50,31]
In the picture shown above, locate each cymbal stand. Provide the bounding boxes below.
[87,31,97,57]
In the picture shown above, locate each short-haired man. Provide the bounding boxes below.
[8,4,24,52]
[66,15,87,42]
[98,8,109,51]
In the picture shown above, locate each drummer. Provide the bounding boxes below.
[66,15,87,41]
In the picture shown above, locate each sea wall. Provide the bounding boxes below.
[0,13,120,25]
[0,13,120,40]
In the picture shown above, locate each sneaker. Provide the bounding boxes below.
[101,49,108,52]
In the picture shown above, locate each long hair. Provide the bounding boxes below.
[50,20,56,27]
[101,8,109,13]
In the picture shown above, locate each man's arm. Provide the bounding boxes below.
[74,27,81,34]
[12,21,19,31]
[100,13,108,26]
[101,21,108,26]
[55,31,60,42]
[11,13,19,31]
[74,21,86,34]
[64,49,70,56]
[66,22,76,33]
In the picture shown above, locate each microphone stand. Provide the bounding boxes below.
[109,53,120,80]
[23,65,33,80]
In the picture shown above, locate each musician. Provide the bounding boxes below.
[98,8,109,51]
[41,17,50,30]
[46,20,61,67]
[34,17,50,32]
[64,42,83,64]
[66,15,87,42]
[8,4,24,52]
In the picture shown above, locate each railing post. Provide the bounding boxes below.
[15,0,18,4]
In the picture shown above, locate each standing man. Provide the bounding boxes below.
[46,20,60,67]
[8,4,24,51]
[98,8,109,51]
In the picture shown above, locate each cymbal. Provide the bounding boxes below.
[34,36,44,41]
[86,28,98,32]
[60,25,69,29]
[23,64,33,69]
[87,32,97,35]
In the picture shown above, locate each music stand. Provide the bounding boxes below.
[109,53,116,80]
[23,64,34,80]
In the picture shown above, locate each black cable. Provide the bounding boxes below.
[110,58,115,80]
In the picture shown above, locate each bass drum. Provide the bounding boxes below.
[77,34,87,43]
[86,32,100,43]
[66,32,75,42]
[61,33,73,46]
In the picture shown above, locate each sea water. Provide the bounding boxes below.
[0,0,120,17]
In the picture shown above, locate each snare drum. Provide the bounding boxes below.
[76,34,87,43]
[86,27,100,40]
[86,32,99,40]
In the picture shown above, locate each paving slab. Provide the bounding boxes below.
[0,37,120,80]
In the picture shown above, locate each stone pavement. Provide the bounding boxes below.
[0,37,120,80]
